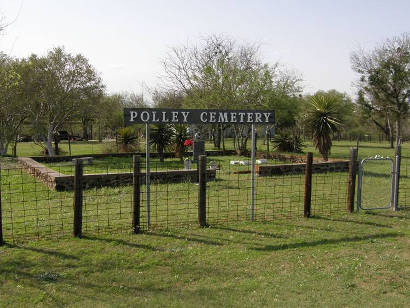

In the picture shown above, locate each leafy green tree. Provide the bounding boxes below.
[97,94,124,140]
[0,54,25,156]
[351,33,410,146]
[305,95,342,161]
[152,90,184,109]
[161,35,302,154]
[25,47,105,156]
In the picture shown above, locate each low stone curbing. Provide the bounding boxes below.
[30,150,237,163]
[18,157,216,191]
[256,160,349,176]
[18,157,66,190]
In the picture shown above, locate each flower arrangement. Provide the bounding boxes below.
[182,139,193,169]
[184,139,193,147]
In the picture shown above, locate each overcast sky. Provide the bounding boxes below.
[1,0,409,100]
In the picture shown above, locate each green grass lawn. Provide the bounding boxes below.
[1,141,409,241]
[1,140,409,306]
[43,155,282,175]
[0,211,409,307]
[8,138,404,160]
[37,139,409,176]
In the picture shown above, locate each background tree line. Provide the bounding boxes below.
[0,33,409,159]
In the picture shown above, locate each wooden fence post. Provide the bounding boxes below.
[132,155,141,233]
[73,159,83,237]
[0,165,3,246]
[347,148,358,213]
[304,152,313,218]
[198,155,207,227]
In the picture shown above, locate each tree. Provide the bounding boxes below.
[161,35,302,154]
[97,94,124,140]
[305,95,342,161]
[26,47,105,156]
[0,54,25,155]
[351,33,410,146]
[152,89,184,109]
[305,90,355,140]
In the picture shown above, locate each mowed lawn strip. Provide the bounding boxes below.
[0,211,409,307]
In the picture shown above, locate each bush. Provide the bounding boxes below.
[272,134,304,153]
[117,127,139,152]
[173,125,190,161]
[150,124,175,162]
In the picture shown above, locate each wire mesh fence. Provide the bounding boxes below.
[0,162,74,241]
[1,149,406,244]
[398,151,410,210]
[358,158,394,210]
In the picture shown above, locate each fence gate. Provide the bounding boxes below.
[357,155,394,210]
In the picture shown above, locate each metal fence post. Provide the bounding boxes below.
[145,123,151,227]
[304,152,313,218]
[198,155,207,227]
[73,159,83,237]
[0,165,3,246]
[250,123,256,221]
[393,142,401,211]
[132,155,141,233]
[347,148,358,213]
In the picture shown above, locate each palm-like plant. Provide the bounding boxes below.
[117,127,139,152]
[305,95,342,161]
[172,125,190,161]
[150,124,175,162]
[272,134,304,153]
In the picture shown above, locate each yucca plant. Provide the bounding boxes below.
[272,134,304,153]
[117,127,139,152]
[150,124,175,162]
[305,95,342,161]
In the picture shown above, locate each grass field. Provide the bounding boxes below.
[6,138,404,160]
[0,159,348,240]
[1,140,409,306]
[1,141,409,240]
[0,211,409,307]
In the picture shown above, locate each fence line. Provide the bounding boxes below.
[1,148,407,244]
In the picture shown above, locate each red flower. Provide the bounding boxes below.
[184,139,193,147]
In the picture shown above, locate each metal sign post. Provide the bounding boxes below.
[145,123,151,227]
[123,108,275,225]
[250,123,256,221]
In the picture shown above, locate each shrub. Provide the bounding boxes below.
[272,134,304,153]
[173,125,190,161]
[150,124,175,162]
[117,127,139,152]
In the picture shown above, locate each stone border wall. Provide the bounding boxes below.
[18,157,66,190]
[30,150,237,163]
[256,161,349,176]
[18,157,216,191]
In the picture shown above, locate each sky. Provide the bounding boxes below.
[1,0,409,100]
